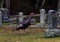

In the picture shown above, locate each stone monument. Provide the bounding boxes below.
[44,10,60,38]
[1,8,10,22]
[19,12,24,22]
[48,10,57,29]
[40,9,46,28]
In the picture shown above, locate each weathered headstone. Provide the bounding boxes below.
[44,10,59,38]
[48,10,57,29]
[1,8,9,17]
[19,12,23,22]
[1,8,10,22]
[0,11,2,26]
[40,9,46,28]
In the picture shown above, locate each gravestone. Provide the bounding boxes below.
[44,10,59,38]
[1,8,10,22]
[1,8,9,17]
[19,12,23,22]
[40,9,46,28]
[48,10,57,29]
[0,11,2,26]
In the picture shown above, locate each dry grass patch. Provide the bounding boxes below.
[0,28,60,42]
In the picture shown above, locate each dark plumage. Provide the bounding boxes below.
[12,13,34,32]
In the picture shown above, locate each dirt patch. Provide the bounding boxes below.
[0,27,15,30]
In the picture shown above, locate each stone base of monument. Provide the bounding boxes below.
[44,29,60,38]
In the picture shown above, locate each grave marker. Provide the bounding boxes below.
[19,12,23,22]
[48,10,57,29]
[40,9,46,28]
[1,8,10,22]
[44,10,58,38]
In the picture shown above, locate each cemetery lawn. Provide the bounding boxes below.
[0,28,60,42]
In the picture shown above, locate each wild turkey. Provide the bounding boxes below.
[12,13,34,32]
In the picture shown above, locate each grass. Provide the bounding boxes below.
[0,28,60,42]
[1,23,17,27]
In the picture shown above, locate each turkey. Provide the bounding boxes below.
[12,13,34,32]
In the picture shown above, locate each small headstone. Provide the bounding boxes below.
[0,11,2,26]
[19,12,23,22]
[40,9,46,28]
